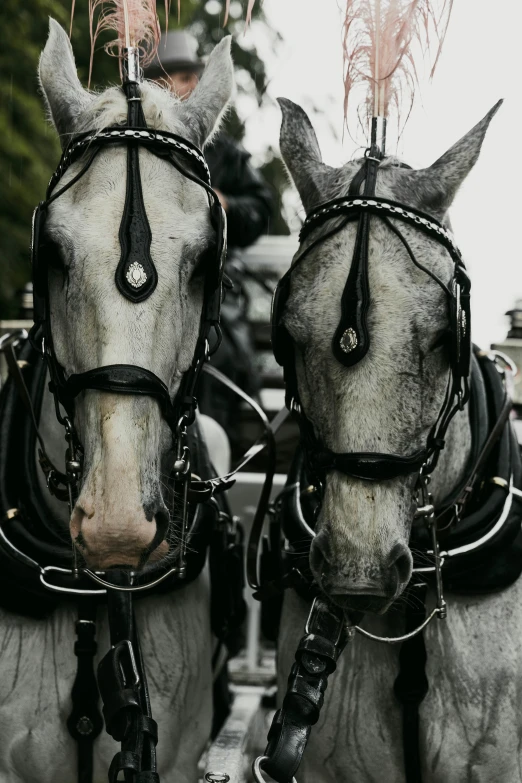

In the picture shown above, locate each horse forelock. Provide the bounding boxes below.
[73,81,188,136]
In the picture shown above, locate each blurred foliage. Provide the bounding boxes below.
[0,0,289,318]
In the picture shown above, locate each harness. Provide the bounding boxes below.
[0,50,274,783]
[251,143,522,783]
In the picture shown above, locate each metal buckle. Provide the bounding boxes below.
[113,639,140,687]
[252,756,297,783]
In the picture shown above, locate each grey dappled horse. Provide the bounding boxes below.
[0,21,233,783]
[276,99,522,782]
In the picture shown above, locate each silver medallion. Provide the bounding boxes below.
[126,262,148,289]
[340,327,358,354]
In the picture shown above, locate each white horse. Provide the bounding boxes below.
[0,20,233,783]
[275,98,522,782]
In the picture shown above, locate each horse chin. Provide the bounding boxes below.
[321,589,399,616]
[75,538,170,571]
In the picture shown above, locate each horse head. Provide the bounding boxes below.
[38,20,233,570]
[277,98,499,613]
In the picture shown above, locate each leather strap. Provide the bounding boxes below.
[115,86,158,302]
[262,597,356,782]
[65,365,176,428]
[393,583,429,783]
[332,156,379,367]
[312,447,428,481]
[66,601,104,783]
[98,569,159,783]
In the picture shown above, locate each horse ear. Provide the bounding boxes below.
[409,100,503,217]
[278,98,334,212]
[39,18,94,145]
[178,36,234,147]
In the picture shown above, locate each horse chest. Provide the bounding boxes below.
[278,585,522,783]
[0,580,212,783]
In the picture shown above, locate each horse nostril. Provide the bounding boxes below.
[388,543,413,586]
[154,507,170,543]
[140,502,170,564]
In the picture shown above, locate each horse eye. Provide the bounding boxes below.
[191,242,217,280]
[428,330,450,354]
[41,237,66,270]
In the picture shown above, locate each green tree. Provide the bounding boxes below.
[0,0,288,318]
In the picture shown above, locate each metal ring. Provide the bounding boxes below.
[82,566,181,592]
[252,756,297,783]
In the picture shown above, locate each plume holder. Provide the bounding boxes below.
[370,116,387,159]
[123,46,141,84]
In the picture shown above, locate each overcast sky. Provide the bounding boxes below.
[237,0,521,349]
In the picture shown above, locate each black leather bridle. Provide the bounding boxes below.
[271,155,471,494]
[28,64,228,783]
[31,77,227,575]
[255,146,474,783]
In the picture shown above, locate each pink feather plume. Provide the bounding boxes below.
[224,0,256,27]
[86,0,162,87]
[342,0,453,128]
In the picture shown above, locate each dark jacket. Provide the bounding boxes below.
[199,134,273,438]
[205,133,273,249]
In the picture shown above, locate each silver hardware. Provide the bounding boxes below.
[414,503,435,519]
[340,327,358,354]
[126,262,148,289]
[252,756,297,783]
[114,639,140,686]
[352,606,441,644]
[76,717,94,736]
[123,46,140,83]
[40,567,106,596]
[82,566,182,592]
